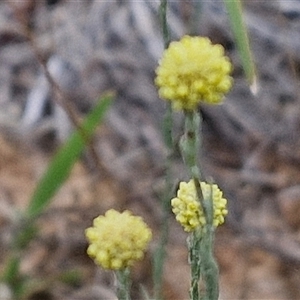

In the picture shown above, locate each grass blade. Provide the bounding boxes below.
[224,0,257,89]
[26,93,113,218]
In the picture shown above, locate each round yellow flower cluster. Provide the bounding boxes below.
[155,35,233,110]
[171,180,228,232]
[85,209,152,270]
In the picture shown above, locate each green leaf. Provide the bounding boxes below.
[2,254,20,283]
[224,0,257,90]
[26,93,113,218]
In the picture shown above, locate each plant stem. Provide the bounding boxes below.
[153,2,173,299]
[159,0,171,49]
[189,0,202,36]
[180,110,219,300]
[153,100,174,300]
[180,110,205,207]
[201,185,219,300]
[116,268,131,300]
[188,230,201,300]
[200,225,219,300]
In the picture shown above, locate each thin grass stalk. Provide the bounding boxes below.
[152,1,172,299]
[160,0,171,49]
[223,0,256,87]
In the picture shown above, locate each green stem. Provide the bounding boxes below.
[200,225,219,300]
[153,103,174,300]
[180,110,205,209]
[1,253,22,298]
[159,0,171,49]
[188,231,201,300]
[153,208,169,300]
[152,2,173,299]
[180,110,219,300]
[201,185,219,300]
[189,0,202,36]
[1,217,38,299]
[181,110,202,177]
[116,268,131,300]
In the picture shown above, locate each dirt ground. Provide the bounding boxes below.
[2,1,300,299]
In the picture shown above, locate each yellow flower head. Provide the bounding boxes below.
[171,180,228,232]
[85,209,152,270]
[155,35,233,110]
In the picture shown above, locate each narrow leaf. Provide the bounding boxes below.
[26,93,113,218]
[224,0,257,88]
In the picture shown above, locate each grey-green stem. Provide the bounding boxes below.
[188,230,202,300]
[180,109,219,300]
[153,1,173,299]
[116,268,131,300]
